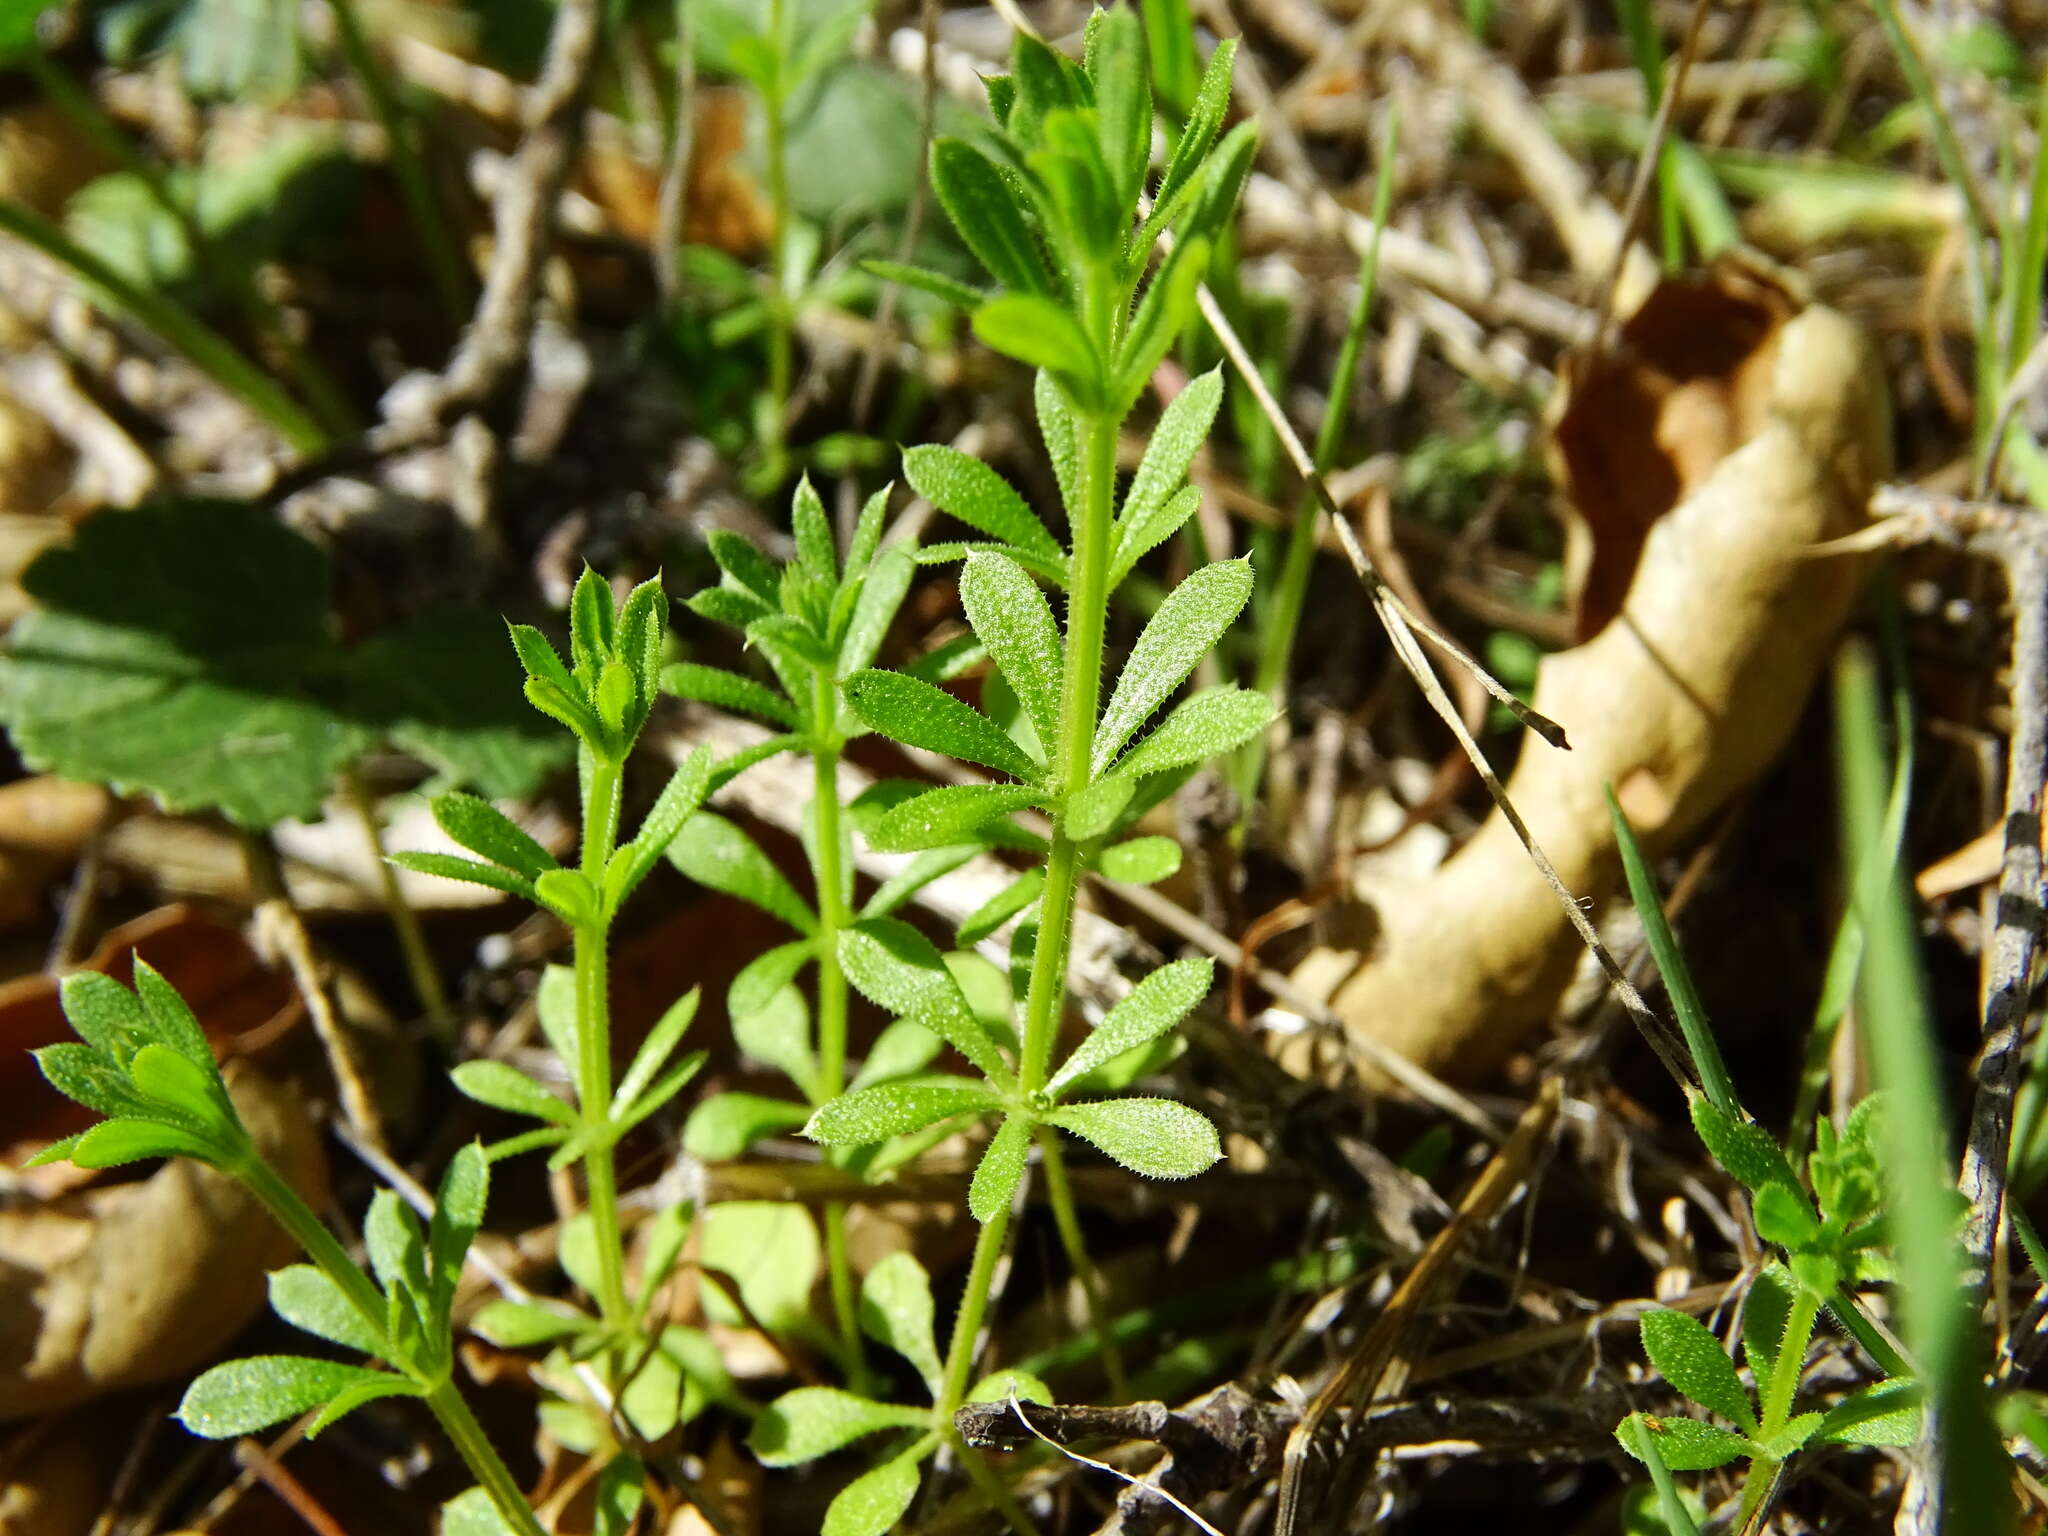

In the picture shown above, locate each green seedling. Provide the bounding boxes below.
[27,967,545,1536]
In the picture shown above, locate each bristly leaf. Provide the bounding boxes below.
[1049,957,1211,1096]
[861,258,987,311]
[1743,1264,1795,1405]
[706,531,782,606]
[842,670,1040,780]
[130,963,220,1075]
[178,1356,396,1439]
[1088,5,1151,208]
[1639,1309,1757,1433]
[662,662,798,729]
[269,1265,384,1356]
[608,747,715,910]
[1615,1413,1751,1472]
[1112,234,1209,413]
[427,1143,489,1317]
[750,1387,930,1466]
[974,295,1105,407]
[858,1252,943,1393]
[431,794,556,880]
[929,137,1053,297]
[1110,685,1275,780]
[615,988,702,1118]
[1816,1378,1921,1447]
[1114,369,1223,574]
[968,1114,1033,1222]
[866,783,1041,853]
[1111,484,1202,589]
[838,920,1015,1085]
[957,868,1045,947]
[901,446,1061,563]
[805,1078,1001,1147]
[1095,835,1181,884]
[451,1060,574,1124]
[839,546,916,681]
[1689,1097,1799,1194]
[823,1436,934,1536]
[58,971,154,1066]
[1093,557,1254,773]
[960,552,1063,755]
[1048,1096,1220,1179]
[386,851,536,902]
[792,477,837,581]
[1139,37,1238,248]
[684,1091,812,1160]
[668,812,818,934]
[1036,370,1081,521]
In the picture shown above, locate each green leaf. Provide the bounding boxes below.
[688,585,772,631]
[1615,1413,1751,1472]
[386,851,535,902]
[614,1050,705,1133]
[1689,1097,1799,1193]
[114,1040,220,1124]
[1639,1309,1756,1433]
[615,987,702,1118]
[558,1210,605,1300]
[868,784,1041,852]
[33,1041,149,1119]
[966,1366,1051,1405]
[839,920,1014,1085]
[838,546,915,683]
[751,1387,930,1466]
[968,1114,1033,1223]
[863,846,981,922]
[959,552,1063,756]
[843,670,1039,779]
[609,748,715,910]
[305,1372,421,1437]
[668,812,818,933]
[860,1252,943,1393]
[593,1454,646,1536]
[1817,1378,1920,1447]
[1176,118,1258,254]
[441,1488,521,1536]
[472,1298,593,1348]
[1761,1411,1823,1459]
[430,794,556,880]
[1142,37,1238,244]
[1093,558,1254,773]
[733,982,821,1100]
[662,662,797,728]
[1035,369,1081,518]
[1113,235,1209,414]
[706,530,783,605]
[535,963,577,1065]
[67,1116,221,1167]
[973,295,1103,405]
[268,1265,385,1356]
[929,137,1051,296]
[1111,686,1276,779]
[450,1060,572,1124]
[1048,1097,1220,1179]
[1111,485,1202,588]
[364,1188,428,1304]
[58,971,153,1066]
[730,939,816,1021]
[823,1436,934,1536]
[861,258,986,310]
[0,501,370,826]
[1753,1181,1823,1251]
[1089,6,1150,206]
[1742,1265,1794,1405]
[1064,773,1135,841]
[791,476,837,580]
[534,868,600,927]
[850,1018,945,1091]
[806,1079,1002,1147]
[428,1143,488,1315]
[1114,369,1223,577]
[1095,836,1182,884]
[958,869,1045,947]
[685,1092,812,1160]
[698,1202,821,1334]
[1049,958,1211,1097]
[569,566,616,679]
[177,1356,392,1439]
[901,446,1060,563]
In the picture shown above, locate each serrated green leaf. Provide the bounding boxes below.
[806,1078,1001,1147]
[450,1060,573,1124]
[1050,958,1211,1097]
[751,1386,930,1466]
[929,137,1051,296]
[472,1298,593,1348]
[1093,558,1254,773]
[1816,1378,1920,1447]
[684,1091,812,1160]
[1139,37,1237,247]
[1048,1097,1220,1179]
[1111,483,1203,588]
[868,783,1040,852]
[839,921,1014,1084]
[269,1265,385,1355]
[823,1435,933,1536]
[843,669,1039,779]
[668,812,817,933]
[901,446,1061,563]
[974,295,1103,406]
[967,1114,1032,1223]
[662,662,797,728]
[860,1252,942,1392]
[1112,686,1276,780]
[699,1201,820,1334]
[1615,1413,1752,1472]
[1690,1097,1799,1193]
[958,868,1045,947]
[1095,835,1181,884]
[1639,1309,1756,1433]
[177,1356,390,1439]
[386,851,534,902]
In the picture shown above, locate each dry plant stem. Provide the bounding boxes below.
[343,768,452,1040]
[251,885,390,1151]
[574,752,632,1335]
[1190,280,1695,1089]
[654,0,696,303]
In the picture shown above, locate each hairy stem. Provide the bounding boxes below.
[238,1152,388,1332]
[574,753,631,1335]
[423,1379,549,1536]
[938,1201,1014,1419]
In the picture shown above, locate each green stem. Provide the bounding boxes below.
[809,718,869,1384]
[938,1201,1013,1418]
[1761,1285,1822,1437]
[1035,1124,1126,1398]
[574,753,631,1336]
[423,1379,549,1536]
[238,1152,388,1330]
[327,0,471,326]
[0,199,327,455]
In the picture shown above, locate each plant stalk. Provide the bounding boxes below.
[574,753,632,1336]
[937,1201,1013,1418]
[423,1379,550,1536]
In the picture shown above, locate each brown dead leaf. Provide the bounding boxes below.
[1291,259,1890,1082]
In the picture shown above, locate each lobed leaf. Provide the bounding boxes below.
[1093,558,1254,773]
[1049,958,1212,1097]
[1048,1097,1220,1179]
